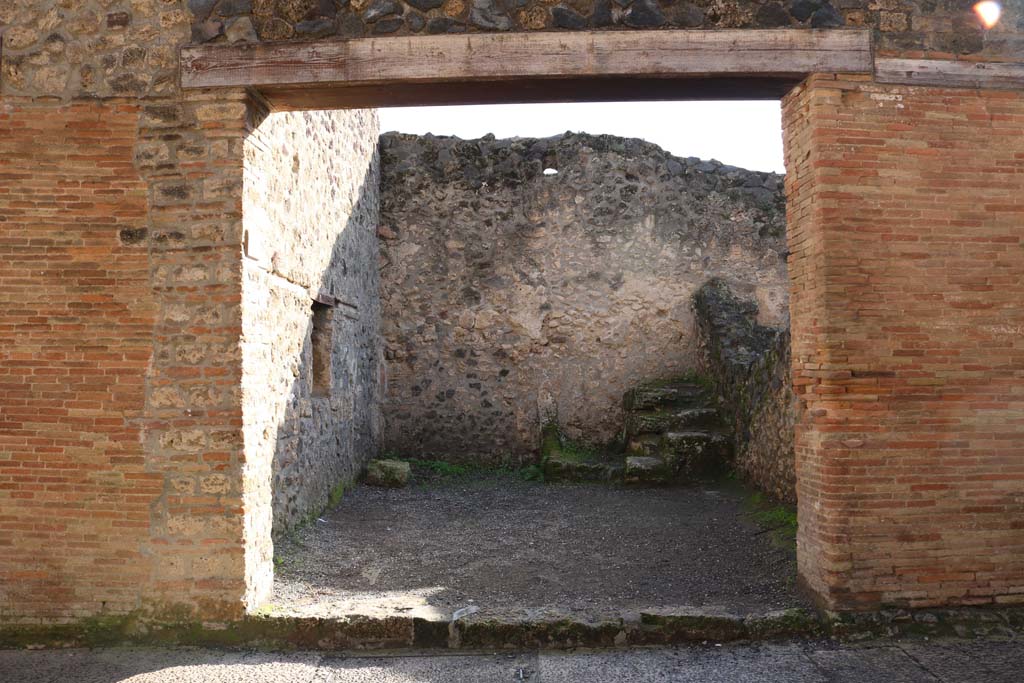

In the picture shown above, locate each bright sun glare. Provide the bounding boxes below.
[974,1,1002,29]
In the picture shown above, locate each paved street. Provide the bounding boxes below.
[1,639,1022,682]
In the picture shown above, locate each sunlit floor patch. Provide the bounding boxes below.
[267,470,807,622]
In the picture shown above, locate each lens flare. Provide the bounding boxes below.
[974,1,1002,29]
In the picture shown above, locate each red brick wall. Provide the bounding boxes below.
[783,75,1024,611]
[0,101,159,620]
[0,94,255,624]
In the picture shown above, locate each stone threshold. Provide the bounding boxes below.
[3,606,1023,651]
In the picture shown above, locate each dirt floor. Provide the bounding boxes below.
[270,469,808,621]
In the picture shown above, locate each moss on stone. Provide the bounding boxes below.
[746,608,824,639]
[365,459,411,488]
[0,614,134,649]
[327,481,345,508]
[557,440,602,463]
[6,606,1019,650]
[638,609,748,643]
[540,420,562,461]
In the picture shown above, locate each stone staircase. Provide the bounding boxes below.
[542,379,732,485]
[622,380,732,485]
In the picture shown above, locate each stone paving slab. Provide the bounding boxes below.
[2,641,1022,682]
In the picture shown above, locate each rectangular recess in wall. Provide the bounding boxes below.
[311,301,333,398]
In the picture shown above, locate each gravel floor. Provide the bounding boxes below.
[270,471,807,620]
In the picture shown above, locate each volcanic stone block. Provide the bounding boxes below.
[624,456,670,485]
[365,459,411,488]
[660,431,731,479]
[624,407,721,439]
[623,383,711,412]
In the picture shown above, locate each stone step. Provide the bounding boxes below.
[541,424,623,483]
[626,434,661,458]
[623,382,712,412]
[660,431,732,480]
[624,407,722,439]
[623,455,670,485]
[0,604,825,650]
[543,456,619,483]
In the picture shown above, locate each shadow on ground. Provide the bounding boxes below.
[270,470,807,621]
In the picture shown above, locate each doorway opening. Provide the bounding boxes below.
[243,99,806,627]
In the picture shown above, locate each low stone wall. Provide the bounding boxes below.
[379,132,787,463]
[242,107,383,537]
[694,278,796,503]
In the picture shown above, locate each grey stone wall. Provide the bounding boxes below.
[242,107,382,536]
[694,278,796,503]
[182,0,1023,60]
[379,132,788,464]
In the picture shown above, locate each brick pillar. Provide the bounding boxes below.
[783,75,1024,611]
[0,91,261,623]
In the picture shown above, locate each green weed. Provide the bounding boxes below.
[517,464,545,482]
[327,481,345,508]
[414,459,472,477]
[557,439,602,463]
[746,491,798,546]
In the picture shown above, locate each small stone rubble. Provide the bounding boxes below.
[365,458,411,487]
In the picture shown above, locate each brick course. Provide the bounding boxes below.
[0,101,157,619]
[783,76,1024,611]
[0,91,257,622]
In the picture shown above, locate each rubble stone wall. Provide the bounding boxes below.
[694,279,796,504]
[242,107,382,537]
[378,132,788,463]
[183,0,1023,61]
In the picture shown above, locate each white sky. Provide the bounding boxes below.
[379,101,785,174]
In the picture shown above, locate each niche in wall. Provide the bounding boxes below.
[311,301,333,398]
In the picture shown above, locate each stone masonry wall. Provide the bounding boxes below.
[379,132,788,463]
[242,106,381,537]
[694,279,796,504]
[184,0,1023,61]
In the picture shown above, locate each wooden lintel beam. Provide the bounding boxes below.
[181,29,873,98]
[875,58,1024,91]
[258,76,802,111]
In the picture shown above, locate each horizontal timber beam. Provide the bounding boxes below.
[181,29,872,109]
[256,77,805,110]
[875,58,1024,90]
